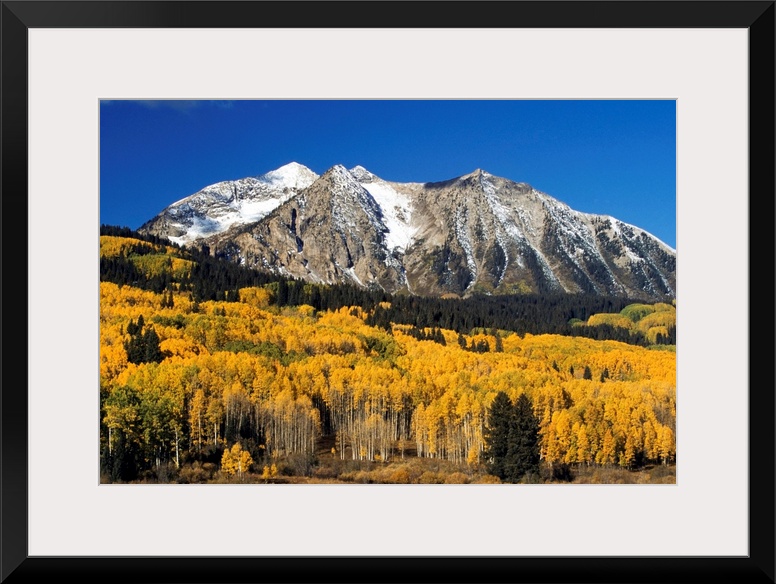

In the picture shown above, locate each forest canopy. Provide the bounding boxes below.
[99,227,676,484]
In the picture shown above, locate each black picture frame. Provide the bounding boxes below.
[2,2,773,583]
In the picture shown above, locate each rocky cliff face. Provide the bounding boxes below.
[139,162,676,301]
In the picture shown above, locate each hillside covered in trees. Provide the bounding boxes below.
[99,226,676,484]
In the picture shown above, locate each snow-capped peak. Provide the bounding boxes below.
[328,164,350,176]
[349,165,377,183]
[141,162,319,246]
[257,162,318,189]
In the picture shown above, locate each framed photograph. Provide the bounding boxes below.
[3,1,773,582]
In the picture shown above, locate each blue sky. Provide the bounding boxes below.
[100,99,676,249]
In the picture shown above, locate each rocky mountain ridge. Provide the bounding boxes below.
[139,162,676,301]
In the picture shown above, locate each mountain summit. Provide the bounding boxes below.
[139,162,319,244]
[139,163,675,301]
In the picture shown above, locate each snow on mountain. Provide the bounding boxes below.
[138,162,318,246]
[139,162,676,301]
[258,161,319,189]
[349,166,418,254]
[327,165,384,233]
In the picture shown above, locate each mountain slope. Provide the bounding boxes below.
[139,162,319,245]
[139,163,676,301]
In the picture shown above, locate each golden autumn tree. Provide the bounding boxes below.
[221,442,254,480]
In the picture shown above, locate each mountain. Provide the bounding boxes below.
[139,163,676,301]
[138,162,318,244]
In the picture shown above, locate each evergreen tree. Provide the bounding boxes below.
[276,279,289,306]
[483,391,514,480]
[492,328,503,352]
[583,365,593,380]
[504,393,541,482]
[124,329,146,364]
[126,316,142,337]
[142,327,164,363]
[457,333,467,349]
[110,430,139,482]
[484,392,541,483]
[124,319,165,364]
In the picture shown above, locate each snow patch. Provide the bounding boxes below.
[609,217,676,254]
[344,267,364,287]
[360,181,417,253]
[454,207,478,286]
[481,174,521,285]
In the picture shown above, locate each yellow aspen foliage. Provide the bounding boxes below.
[221,443,253,478]
[467,445,480,466]
[206,398,224,446]
[100,235,152,258]
[221,447,237,476]
[575,423,592,465]
[642,420,659,461]
[103,385,140,438]
[100,281,160,317]
[645,326,670,345]
[101,250,675,473]
[543,410,572,465]
[160,337,205,360]
[658,425,676,464]
[238,287,271,308]
[596,429,617,466]
[189,389,206,453]
[620,433,637,468]
[296,304,316,318]
[101,342,128,383]
[587,313,634,330]
[635,309,676,333]
[261,464,278,481]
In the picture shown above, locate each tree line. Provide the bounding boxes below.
[101,225,675,350]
